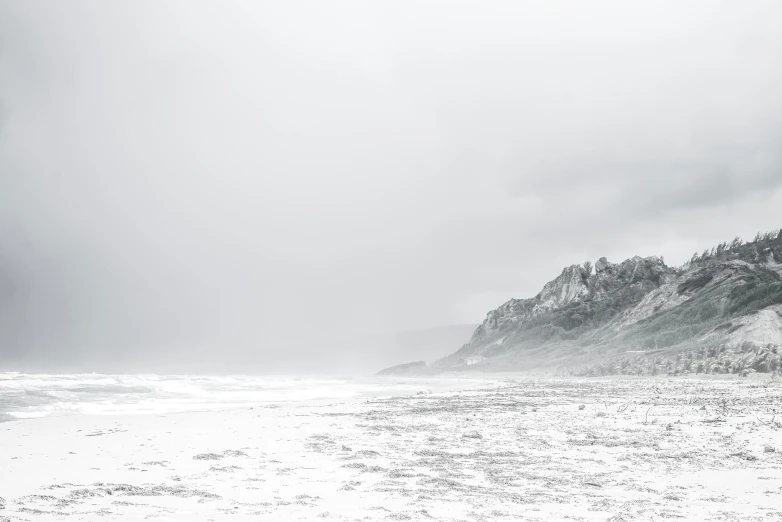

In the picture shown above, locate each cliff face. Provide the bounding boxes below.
[425,231,782,375]
[466,256,674,348]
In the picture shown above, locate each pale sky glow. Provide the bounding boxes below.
[1,1,781,371]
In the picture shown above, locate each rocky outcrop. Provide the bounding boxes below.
[468,298,534,344]
[464,255,672,349]
[534,265,590,313]
[432,230,782,374]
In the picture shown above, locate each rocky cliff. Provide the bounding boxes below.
[380,228,782,376]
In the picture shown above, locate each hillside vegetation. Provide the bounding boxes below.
[381,228,782,376]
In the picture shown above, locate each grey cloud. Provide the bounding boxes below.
[1,1,781,372]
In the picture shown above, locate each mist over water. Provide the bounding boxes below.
[2,2,782,373]
[0,372,479,421]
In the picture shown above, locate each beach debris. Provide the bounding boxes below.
[142,461,169,467]
[193,449,247,461]
[355,450,380,458]
[729,451,758,461]
[209,465,242,473]
[222,450,248,458]
[193,453,224,461]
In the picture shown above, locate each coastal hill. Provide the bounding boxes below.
[321,324,478,375]
[380,229,782,376]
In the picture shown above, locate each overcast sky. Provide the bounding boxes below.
[1,1,781,371]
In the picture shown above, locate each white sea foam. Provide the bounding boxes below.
[0,372,472,420]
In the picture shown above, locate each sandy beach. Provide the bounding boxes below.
[2,376,781,521]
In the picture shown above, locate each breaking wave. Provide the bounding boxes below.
[0,372,434,420]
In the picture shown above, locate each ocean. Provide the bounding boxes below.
[0,372,467,421]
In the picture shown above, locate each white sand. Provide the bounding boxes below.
[1,376,781,521]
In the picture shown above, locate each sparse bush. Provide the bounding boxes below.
[677,272,714,295]
[582,261,593,278]
[725,277,782,316]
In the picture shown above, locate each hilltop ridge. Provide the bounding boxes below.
[380,228,782,376]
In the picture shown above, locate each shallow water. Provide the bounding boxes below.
[0,372,477,420]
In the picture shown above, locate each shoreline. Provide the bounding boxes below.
[1,371,777,423]
[0,373,494,424]
[2,377,780,520]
